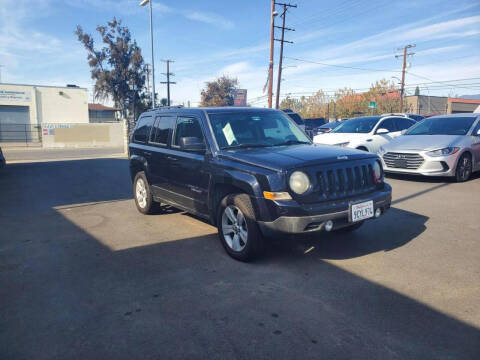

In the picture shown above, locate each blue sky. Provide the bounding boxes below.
[1,0,479,106]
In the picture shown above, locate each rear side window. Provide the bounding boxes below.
[395,117,415,131]
[287,113,305,126]
[133,116,153,143]
[174,117,204,146]
[378,118,397,132]
[150,116,176,145]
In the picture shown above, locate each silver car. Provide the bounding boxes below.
[379,113,480,182]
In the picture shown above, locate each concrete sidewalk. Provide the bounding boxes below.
[3,147,126,163]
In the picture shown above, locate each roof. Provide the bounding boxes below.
[0,82,87,90]
[428,113,480,118]
[448,98,480,104]
[88,103,119,111]
[143,106,280,116]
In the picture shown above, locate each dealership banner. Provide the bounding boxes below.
[0,89,31,102]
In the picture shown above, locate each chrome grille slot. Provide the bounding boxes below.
[383,152,424,169]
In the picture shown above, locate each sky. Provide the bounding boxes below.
[1,0,479,107]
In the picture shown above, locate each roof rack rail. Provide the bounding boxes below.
[152,105,184,110]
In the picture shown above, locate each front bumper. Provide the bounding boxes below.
[381,152,460,177]
[257,185,391,236]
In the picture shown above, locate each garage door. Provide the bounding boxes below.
[0,105,34,142]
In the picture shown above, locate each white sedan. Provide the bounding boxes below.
[313,115,416,153]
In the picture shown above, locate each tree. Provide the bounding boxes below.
[414,86,420,96]
[200,75,238,107]
[75,18,147,119]
[160,98,168,107]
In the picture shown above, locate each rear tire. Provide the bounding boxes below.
[455,153,472,182]
[133,172,159,214]
[217,194,264,262]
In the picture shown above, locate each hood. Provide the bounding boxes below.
[219,144,376,171]
[313,132,368,145]
[384,135,462,152]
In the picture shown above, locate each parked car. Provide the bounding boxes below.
[129,107,392,261]
[379,113,480,182]
[315,120,344,134]
[281,109,306,132]
[0,146,5,168]
[381,113,425,122]
[304,117,326,138]
[313,115,416,153]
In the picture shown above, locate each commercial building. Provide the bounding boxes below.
[405,95,480,116]
[0,83,89,143]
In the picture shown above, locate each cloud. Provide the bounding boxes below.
[184,11,234,29]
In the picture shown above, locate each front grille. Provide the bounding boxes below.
[383,152,424,170]
[316,163,376,201]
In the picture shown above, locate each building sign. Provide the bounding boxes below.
[0,89,31,102]
[233,89,247,107]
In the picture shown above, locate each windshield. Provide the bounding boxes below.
[405,116,476,135]
[208,111,311,150]
[331,117,379,133]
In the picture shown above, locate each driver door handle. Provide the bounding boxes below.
[167,156,179,161]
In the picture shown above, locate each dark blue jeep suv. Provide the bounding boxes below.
[129,107,392,261]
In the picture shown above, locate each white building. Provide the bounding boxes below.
[0,83,89,126]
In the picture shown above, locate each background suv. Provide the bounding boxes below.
[129,107,392,261]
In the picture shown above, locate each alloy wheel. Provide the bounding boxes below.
[221,205,248,252]
[136,178,147,208]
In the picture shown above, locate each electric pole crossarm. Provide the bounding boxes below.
[274,26,294,31]
[275,39,293,43]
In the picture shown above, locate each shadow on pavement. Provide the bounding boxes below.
[1,158,479,359]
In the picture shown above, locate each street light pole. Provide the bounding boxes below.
[140,0,156,108]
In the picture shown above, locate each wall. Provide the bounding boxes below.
[405,96,447,115]
[36,86,88,124]
[42,122,126,149]
[448,101,480,114]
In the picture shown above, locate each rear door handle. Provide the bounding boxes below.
[167,156,179,161]
[144,151,152,156]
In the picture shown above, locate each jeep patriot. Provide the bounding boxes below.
[129,107,392,261]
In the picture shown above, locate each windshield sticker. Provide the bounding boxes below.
[222,122,237,145]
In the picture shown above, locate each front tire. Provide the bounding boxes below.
[455,153,472,182]
[133,172,159,214]
[217,194,264,262]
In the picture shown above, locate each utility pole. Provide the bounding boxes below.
[267,0,276,108]
[395,44,415,112]
[274,2,296,109]
[160,59,176,106]
[145,64,151,100]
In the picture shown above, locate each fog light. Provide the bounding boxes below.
[375,208,382,218]
[325,220,333,232]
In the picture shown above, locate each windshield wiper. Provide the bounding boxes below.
[271,140,310,146]
[221,143,271,150]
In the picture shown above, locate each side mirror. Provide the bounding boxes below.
[180,137,206,152]
[376,128,389,135]
[401,129,408,135]
[477,129,480,136]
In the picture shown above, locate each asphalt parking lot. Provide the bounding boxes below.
[1,157,479,359]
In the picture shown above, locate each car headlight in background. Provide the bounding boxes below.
[426,147,460,157]
[289,171,310,194]
[373,161,383,183]
[334,142,350,147]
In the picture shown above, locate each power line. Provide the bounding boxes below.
[395,44,416,111]
[285,56,402,72]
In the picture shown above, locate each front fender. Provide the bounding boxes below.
[129,154,150,182]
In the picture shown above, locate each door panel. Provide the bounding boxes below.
[371,118,399,153]
[166,116,210,214]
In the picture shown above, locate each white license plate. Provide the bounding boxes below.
[350,200,374,222]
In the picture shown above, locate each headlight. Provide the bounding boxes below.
[334,142,350,147]
[289,171,310,194]
[373,161,383,183]
[426,147,460,157]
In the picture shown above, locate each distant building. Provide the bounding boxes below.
[405,95,480,115]
[0,83,89,126]
[88,103,119,123]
